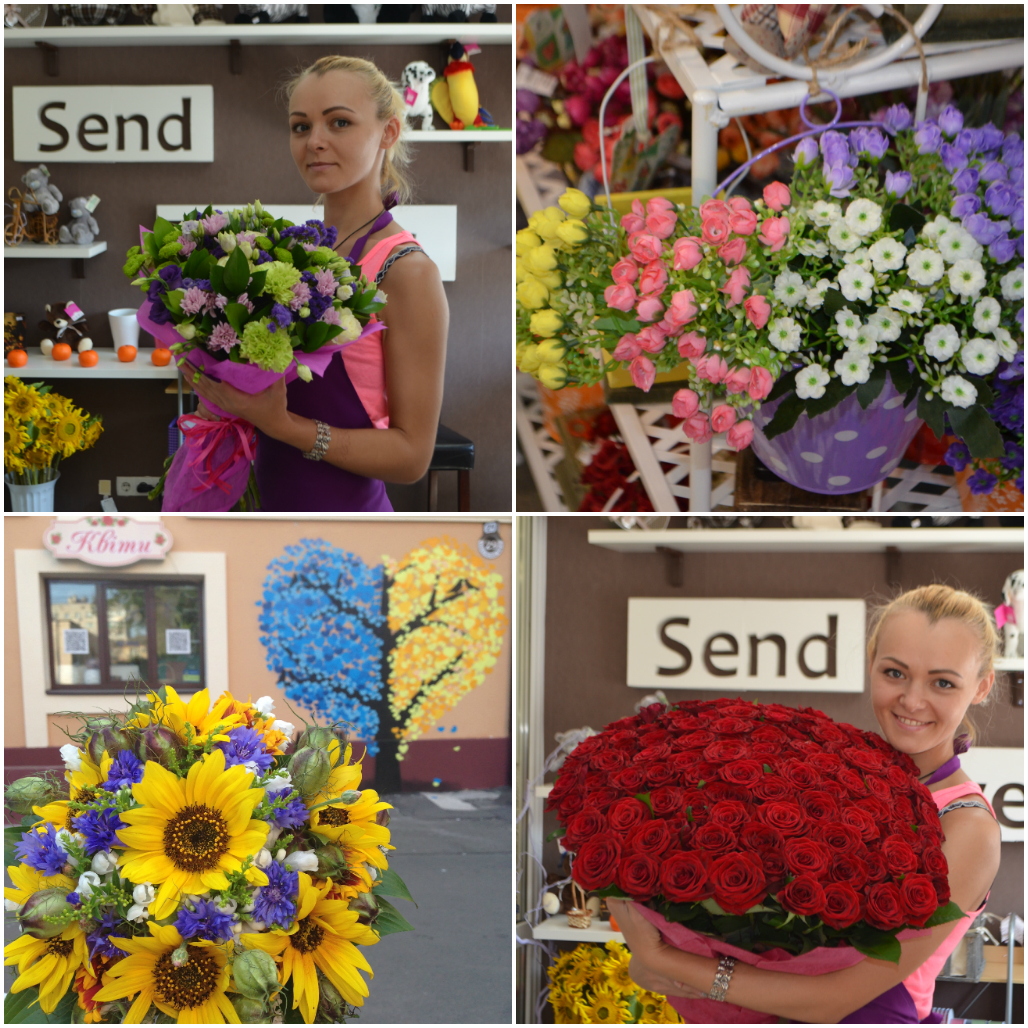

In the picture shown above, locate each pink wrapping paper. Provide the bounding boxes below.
[633,902,931,1024]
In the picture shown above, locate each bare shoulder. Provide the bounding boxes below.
[378,247,445,304]
[939,803,1000,909]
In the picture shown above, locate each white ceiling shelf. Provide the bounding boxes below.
[588,528,1024,554]
[3,23,513,47]
[5,349,179,380]
[5,241,107,259]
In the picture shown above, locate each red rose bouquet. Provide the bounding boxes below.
[547,698,964,1023]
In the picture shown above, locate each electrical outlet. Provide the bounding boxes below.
[116,477,160,496]
[98,479,111,496]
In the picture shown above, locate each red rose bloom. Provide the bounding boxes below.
[821,882,864,929]
[583,787,620,812]
[611,766,649,793]
[709,717,751,735]
[610,729,640,751]
[661,850,712,902]
[800,790,841,824]
[866,775,892,802]
[827,853,869,891]
[608,797,652,835]
[625,818,674,857]
[564,809,608,851]
[776,759,823,790]
[783,837,832,878]
[705,781,749,804]
[899,874,940,927]
[882,836,918,876]
[649,786,685,817]
[669,751,704,775]
[865,881,905,930]
[750,724,788,745]
[692,822,738,856]
[842,746,885,773]
[841,806,881,842]
[719,760,765,788]
[757,847,787,882]
[557,793,584,819]
[740,822,783,851]
[590,750,627,773]
[704,739,752,763]
[572,834,622,891]
[933,875,951,905]
[707,852,767,914]
[756,801,807,837]
[617,852,661,900]
[807,752,844,776]
[681,730,715,748]
[779,874,826,916]
[836,768,869,797]
[707,800,750,832]
[886,765,913,790]
[922,845,948,879]
[645,762,676,788]
[815,822,863,855]
[752,775,792,802]
[864,850,889,883]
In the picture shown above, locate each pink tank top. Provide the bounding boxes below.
[341,231,420,431]
[903,781,996,1020]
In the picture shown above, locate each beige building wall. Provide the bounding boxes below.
[5,516,511,749]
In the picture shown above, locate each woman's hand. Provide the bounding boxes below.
[182,364,290,435]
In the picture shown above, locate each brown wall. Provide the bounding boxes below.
[541,516,1024,918]
[4,7,512,512]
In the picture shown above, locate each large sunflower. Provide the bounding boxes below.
[584,988,630,1024]
[5,380,41,420]
[126,687,248,746]
[116,748,268,919]
[93,921,238,1023]
[4,862,75,906]
[52,407,85,455]
[33,749,112,831]
[308,787,391,850]
[4,920,90,1014]
[240,872,379,1024]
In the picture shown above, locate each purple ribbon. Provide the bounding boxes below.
[924,751,962,786]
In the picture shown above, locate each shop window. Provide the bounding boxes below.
[45,576,205,693]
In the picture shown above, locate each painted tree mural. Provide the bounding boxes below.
[258,536,506,792]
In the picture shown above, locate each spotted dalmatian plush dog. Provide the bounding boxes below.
[1000,569,1024,658]
[400,61,437,130]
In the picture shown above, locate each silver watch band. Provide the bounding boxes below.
[302,419,331,461]
[708,955,736,1002]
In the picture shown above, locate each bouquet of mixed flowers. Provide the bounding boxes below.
[4,687,413,1025]
[546,940,682,1025]
[4,377,102,484]
[548,697,963,1023]
[123,202,387,511]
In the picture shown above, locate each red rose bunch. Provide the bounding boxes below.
[548,698,962,957]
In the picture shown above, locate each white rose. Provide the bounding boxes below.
[60,744,83,772]
[282,850,319,873]
[940,375,977,408]
[335,284,353,301]
[795,363,831,400]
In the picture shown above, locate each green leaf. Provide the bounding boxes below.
[888,360,916,396]
[767,367,798,403]
[5,823,27,868]
[634,792,653,812]
[917,389,946,440]
[923,900,965,928]
[888,203,926,236]
[163,289,184,316]
[292,246,310,272]
[763,393,806,440]
[546,827,565,842]
[152,215,175,243]
[223,246,251,297]
[700,898,731,916]
[247,269,267,297]
[762,763,772,773]
[592,884,629,899]
[303,322,332,351]
[372,867,417,907]
[374,896,415,936]
[142,231,160,262]
[224,303,249,338]
[209,262,225,295]
[594,315,642,335]
[804,378,855,419]
[5,986,76,1023]
[849,932,902,964]
[856,362,887,410]
[822,286,846,319]
[947,403,1005,459]
[182,246,211,280]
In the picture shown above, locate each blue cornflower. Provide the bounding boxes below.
[67,892,80,905]
[216,726,274,774]
[74,807,123,856]
[15,823,68,876]
[252,861,298,928]
[272,797,309,830]
[87,910,132,963]
[103,750,144,791]
[176,898,237,942]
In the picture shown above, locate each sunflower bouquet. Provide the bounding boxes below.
[4,377,102,484]
[3,687,414,1025]
[546,940,682,1025]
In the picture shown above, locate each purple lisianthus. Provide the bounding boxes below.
[87,910,132,964]
[966,468,998,495]
[883,103,913,133]
[15,823,68,876]
[253,861,298,928]
[914,120,942,154]
[940,143,968,173]
[985,181,1018,217]
[953,127,982,156]
[979,122,1005,153]
[270,303,294,329]
[793,136,819,166]
[176,898,237,942]
[820,130,852,169]
[824,163,855,198]
[944,440,971,472]
[74,807,123,856]
[103,750,144,792]
[216,726,274,774]
[883,170,912,199]
[951,167,979,194]
[951,193,981,219]
[980,160,1008,184]
[938,104,964,137]
[146,263,183,302]
[989,236,1017,264]
[849,126,888,160]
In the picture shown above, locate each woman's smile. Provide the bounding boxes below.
[892,711,934,731]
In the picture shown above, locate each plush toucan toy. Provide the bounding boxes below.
[430,42,487,130]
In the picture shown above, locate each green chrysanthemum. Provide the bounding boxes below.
[262,261,303,304]
[239,321,293,373]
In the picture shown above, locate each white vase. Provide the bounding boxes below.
[6,472,60,511]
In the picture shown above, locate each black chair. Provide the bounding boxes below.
[429,424,474,511]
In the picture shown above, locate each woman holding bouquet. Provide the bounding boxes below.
[610,585,1002,1024]
[183,56,447,511]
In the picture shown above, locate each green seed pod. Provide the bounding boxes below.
[5,776,59,816]
[315,971,349,1024]
[233,948,281,1000]
[137,725,183,765]
[348,891,379,926]
[231,996,269,1023]
[87,724,135,765]
[290,747,331,798]
[293,726,335,751]
[311,842,348,877]
[375,808,391,829]
[18,888,73,939]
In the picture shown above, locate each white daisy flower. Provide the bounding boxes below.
[828,220,861,252]
[999,266,1024,301]
[851,326,880,356]
[804,279,833,310]
[867,307,902,343]
[812,200,842,226]
[797,238,829,258]
[905,247,945,286]
[768,316,802,352]
[842,247,872,267]
[924,323,961,361]
[835,350,872,385]
[838,264,875,303]
[992,327,1018,361]
[948,259,986,298]
[845,198,883,237]
[889,289,923,314]
[940,375,977,408]
[938,226,978,264]
[960,337,1000,376]
[972,297,1001,333]
[835,308,861,341]
[868,237,907,272]
[795,363,831,400]
[774,271,806,308]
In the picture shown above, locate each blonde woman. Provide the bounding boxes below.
[184,56,447,511]
[610,585,1002,1024]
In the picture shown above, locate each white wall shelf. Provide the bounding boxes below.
[995,658,1025,673]
[408,129,512,142]
[5,349,179,380]
[531,914,624,944]
[588,528,1024,554]
[4,241,107,259]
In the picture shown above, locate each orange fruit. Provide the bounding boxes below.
[78,349,99,367]
[6,349,28,367]
[151,347,172,367]
[52,342,72,361]
[118,345,137,362]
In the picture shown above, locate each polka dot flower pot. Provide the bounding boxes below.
[750,378,923,495]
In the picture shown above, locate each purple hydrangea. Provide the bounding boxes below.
[849,126,888,160]
[271,797,309,830]
[883,103,913,133]
[944,441,971,472]
[216,726,274,774]
[938,104,964,137]
[176,898,237,942]
[914,120,942,154]
[74,807,123,857]
[87,910,132,964]
[967,468,998,495]
[951,194,980,219]
[885,170,912,199]
[951,167,979,194]
[793,136,819,166]
[15,823,68,876]
[252,861,298,928]
[103,750,144,792]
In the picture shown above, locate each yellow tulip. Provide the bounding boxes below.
[536,339,566,364]
[519,343,542,373]
[556,218,589,246]
[558,188,592,219]
[529,309,564,337]
[515,256,527,283]
[516,277,549,310]
[515,229,541,256]
[537,269,563,290]
[527,245,558,274]
[537,363,568,389]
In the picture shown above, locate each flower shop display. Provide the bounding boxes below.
[122,202,386,512]
[547,697,964,1024]
[546,940,682,1025]
[3,687,414,1024]
[4,377,102,510]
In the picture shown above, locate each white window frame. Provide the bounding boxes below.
[15,549,227,747]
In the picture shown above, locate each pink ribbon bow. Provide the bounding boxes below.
[178,414,257,495]
[995,603,1017,628]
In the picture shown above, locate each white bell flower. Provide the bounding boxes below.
[282,850,318,873]
[60,744,82,772]
[254,696,276,716]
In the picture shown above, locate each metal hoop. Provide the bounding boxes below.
[598,55,656,222]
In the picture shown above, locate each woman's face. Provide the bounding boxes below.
[288,70,399,199]
[870,609,993,767]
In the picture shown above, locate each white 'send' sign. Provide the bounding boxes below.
[628,598,866,692]
[13,86,214,162]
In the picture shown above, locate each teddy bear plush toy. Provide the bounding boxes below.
[38,301,93,355]
[58,196,100,245]
[20,165,63,216]
[400,61,437,130]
